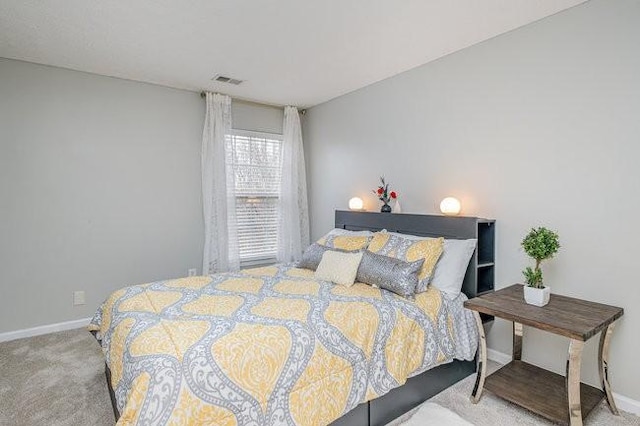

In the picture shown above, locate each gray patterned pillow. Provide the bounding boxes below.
[297,243,359,271]
[297,243,329,270]
[356,250,424,298]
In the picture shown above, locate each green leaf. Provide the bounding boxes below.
[521,227,560,262]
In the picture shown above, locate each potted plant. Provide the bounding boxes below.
[521,227,560,307]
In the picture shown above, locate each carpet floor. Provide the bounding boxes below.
[0,328,114,426]
[398,362,640,426]
[0,328,638,426]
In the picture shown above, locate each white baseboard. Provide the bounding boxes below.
[0,317,92,343]
[613,393,640,416]
[487,348,512,365]
[486,348,640,416]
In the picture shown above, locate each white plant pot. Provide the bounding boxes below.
[524,286,551,307]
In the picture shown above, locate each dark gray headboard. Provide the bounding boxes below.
[335,210,495,299]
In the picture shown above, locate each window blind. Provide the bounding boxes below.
[225,131,283,264]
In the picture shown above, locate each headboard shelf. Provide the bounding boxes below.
[335,210,496,301]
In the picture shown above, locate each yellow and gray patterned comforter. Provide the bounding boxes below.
[89,264,477,426]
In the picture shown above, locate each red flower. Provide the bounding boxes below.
[377,187,384,195]
[390,191,397,199]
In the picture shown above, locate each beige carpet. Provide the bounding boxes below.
[0,328,638,426]
[394,361,640,426]
[399,402,473,426]
[0,328,114,426]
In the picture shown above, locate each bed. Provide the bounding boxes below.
[90,211,490,425]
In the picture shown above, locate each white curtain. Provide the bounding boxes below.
[277,106,310,262]
[201,92,239,274]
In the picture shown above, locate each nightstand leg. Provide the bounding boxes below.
[567,339,585,426]
[599,323,619,415]
[470,311,486,403]
[513,322,523,361]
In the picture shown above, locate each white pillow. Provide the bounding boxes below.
[431,239,477,297]
[315,250,364,287]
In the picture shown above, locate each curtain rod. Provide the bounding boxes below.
[199,91,306,114]
[199,91,281,108]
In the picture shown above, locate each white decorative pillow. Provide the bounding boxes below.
[431,239,477,297]
[315,250,364,287]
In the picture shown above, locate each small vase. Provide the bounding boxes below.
[524,285,551,307]
[381,203,392,213]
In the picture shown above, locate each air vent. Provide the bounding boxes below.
[212,74,243,85]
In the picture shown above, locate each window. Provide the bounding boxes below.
[225,130,283,265]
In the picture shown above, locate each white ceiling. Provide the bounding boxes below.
[1,0,586,108]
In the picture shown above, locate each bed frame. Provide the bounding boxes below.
[99,210,492,425]
[329,210,491,426]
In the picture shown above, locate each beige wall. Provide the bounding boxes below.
[303,0,640,401]
[0,58,282,333]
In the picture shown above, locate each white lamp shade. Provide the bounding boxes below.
[349,197,364,210]
[440,197,461,215]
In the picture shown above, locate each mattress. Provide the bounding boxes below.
[89,264,478,425]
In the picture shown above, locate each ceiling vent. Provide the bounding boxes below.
[212,74,243,85]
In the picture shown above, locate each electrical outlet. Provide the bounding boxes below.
[73,291,86,306]
[188,268,197,277]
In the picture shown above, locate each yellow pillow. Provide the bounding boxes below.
[367,232,444,292]
[316,233,372,251]
[315,250,364,287]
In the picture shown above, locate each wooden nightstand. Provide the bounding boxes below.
[464,284,624,426]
